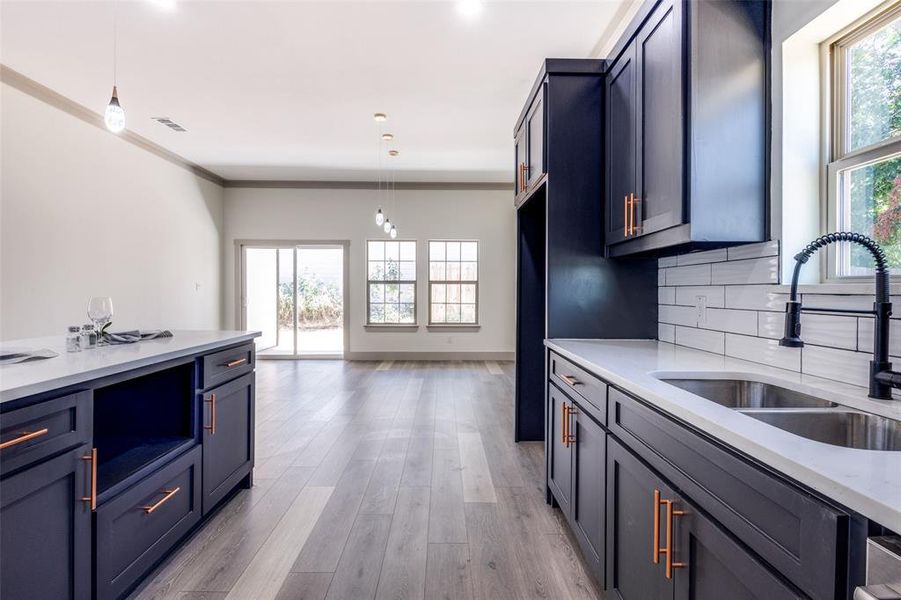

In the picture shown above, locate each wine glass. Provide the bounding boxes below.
[87,297,114,346]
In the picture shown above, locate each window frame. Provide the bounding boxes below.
[365,239,418,327]
[427,239,480,327]
[823,2,901,282]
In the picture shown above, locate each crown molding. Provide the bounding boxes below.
[0,64,225,186]
[1,65,513,193]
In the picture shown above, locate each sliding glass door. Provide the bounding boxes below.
[240,242,347,358]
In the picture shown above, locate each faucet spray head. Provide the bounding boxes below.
[779,301,804,348]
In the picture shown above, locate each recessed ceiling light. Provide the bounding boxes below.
[388,150,399,157]
[456,0,482,18]
[373,113,388,122]
[382,133,394,141]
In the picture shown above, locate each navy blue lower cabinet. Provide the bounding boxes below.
[95,445,202,600]
[570,404,606,585]
[202,372,254,513]
[0,444,92,600]
[547,384,573,515]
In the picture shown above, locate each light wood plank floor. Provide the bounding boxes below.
[131,360,603,600]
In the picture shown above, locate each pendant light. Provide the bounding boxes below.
[383,218,392,234]
[389,224,397,239]
[374,113,388,229]
[104,0,125,133]
[375,208,385,226]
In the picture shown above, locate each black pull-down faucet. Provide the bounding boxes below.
[780,232,901,400]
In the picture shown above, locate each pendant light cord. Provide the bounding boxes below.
[112,0,119,87]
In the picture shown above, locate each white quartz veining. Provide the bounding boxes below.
[0,330,259,403]
[546,339,901,532]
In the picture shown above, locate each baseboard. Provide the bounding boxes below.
[343,351,515,361]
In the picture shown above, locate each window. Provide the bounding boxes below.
[827,4,901,278]
[429,240,478,325]
[367,240,416,325]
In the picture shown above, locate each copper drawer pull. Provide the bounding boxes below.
[205,393,217,434]
[0,427,49,450]
[560,374,581,387]
[223,358,247,368]
[565,405,577,446]
[81,448,97,511]
[662,497,687,579]
[143,487,181,514]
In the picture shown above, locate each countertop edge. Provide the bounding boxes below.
[1,332,259,404]
[545,339,901,532]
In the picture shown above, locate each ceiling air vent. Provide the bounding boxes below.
[151,117,187,132]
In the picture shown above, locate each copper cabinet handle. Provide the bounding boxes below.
[561,374,581,387]
[0,427,49,450]
[624,195,629,237]
[561,402,568,447]
[653,489,662,564]
[143,487,180,514]
[631,195,642,236]
[566,405,577,446]
[223,358,247,368]
[81,448,97,511]
[205,393,217,434]
[663,498,687,579]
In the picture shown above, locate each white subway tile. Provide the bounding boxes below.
[658,268,666,285]
[802,345,871,388]
[712,257,779,285]
[725,334,801,372]
[676,248,728,266]
[758,311,784,340]
[757,311,856,348]
[702,308,758,335]
[658,287,676,305]
[800,314,858,350]
[659,304,698,327]
[659,255,679,268]
[801,294,873,311]
[675,326,725,354]
[727,241,779,261]
[724,285,788,311]
[858,317,901,358]
[665,264,711,286]
[658,323,676,343]
[674,286,726,308]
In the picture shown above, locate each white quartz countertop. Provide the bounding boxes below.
[0,330,259,403]
[546,339,901,532]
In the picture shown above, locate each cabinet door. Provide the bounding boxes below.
[515,124,527,199]
[527,90,545,187]
[570,406,605,584]
[547,384,572,515]
[672,495,802,600]
[606,41,638,245]
[0,445,92,599]
[636,0,684,236]
[202,372,254,512]
[606,437,674,600]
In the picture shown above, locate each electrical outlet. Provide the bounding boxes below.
[696,295,708,324]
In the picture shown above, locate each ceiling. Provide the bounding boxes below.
[1,1,626,182]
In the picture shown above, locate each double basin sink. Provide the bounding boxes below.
[659,378,901,451]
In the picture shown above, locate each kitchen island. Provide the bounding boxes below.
[0,330,259,600]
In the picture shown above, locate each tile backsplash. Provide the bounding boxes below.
[658,241,900,394]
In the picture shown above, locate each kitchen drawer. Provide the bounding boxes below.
[549,352,607,419]
[607,387,849,600]
[0,390,91,477]
[95,445,201,600]
[200,342,254,390]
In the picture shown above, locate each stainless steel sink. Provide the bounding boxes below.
[660,378,837,409]
[738,409,901,451]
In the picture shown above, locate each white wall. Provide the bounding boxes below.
[223,186,515,357]
[0,82,224,340]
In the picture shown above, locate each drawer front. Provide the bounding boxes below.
[95,445,201,600]
[0,391,91,477]
[607,387,846,600]
[549,352,607,419]
[201,342,254,390]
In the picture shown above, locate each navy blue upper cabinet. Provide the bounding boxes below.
[605,0,768,256]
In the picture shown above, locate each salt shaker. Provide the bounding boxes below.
[81,324,97,349]
[66,326,82,352]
